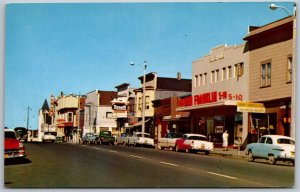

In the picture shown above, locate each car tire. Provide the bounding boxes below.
[205,151,210,155]
[268,155,276,165]
[185,148,189,153]
[248,150,255,162]
[169,146,174,151]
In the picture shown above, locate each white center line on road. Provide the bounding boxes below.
[110,150,118,153]
[207,172,237,180]
[129,155,144,159]
[160,162,179,167]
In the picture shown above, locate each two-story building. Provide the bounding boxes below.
[177,44,249,147]
[83,90,118,137]
[132,72,192,137]
[243,16,295,140]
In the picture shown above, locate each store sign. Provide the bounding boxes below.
[178,91,243,107]
[237,102,265,113]
[112,104,127,111]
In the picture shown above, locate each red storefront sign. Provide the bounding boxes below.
[178,91,243,107]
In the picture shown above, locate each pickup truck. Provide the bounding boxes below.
[4,129,26,159]
[127,132,155,148]
[158,132,183,151]
[97,131,115,145]
[42,132,56,143]
[115,132,131,146]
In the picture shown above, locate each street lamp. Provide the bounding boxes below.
[130,61,147,134]
[269,3,293,16]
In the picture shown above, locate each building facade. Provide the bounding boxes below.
[243,16,294,140]
[177,44,249,147]
[83,90,118,137]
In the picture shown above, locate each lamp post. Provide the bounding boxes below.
[269,3,296,139]
[130,61,147,134]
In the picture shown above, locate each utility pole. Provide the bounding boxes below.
[26,106,31,131]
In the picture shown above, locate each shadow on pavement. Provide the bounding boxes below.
[4,157,32,166]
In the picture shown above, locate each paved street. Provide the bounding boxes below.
[4,142,295,188]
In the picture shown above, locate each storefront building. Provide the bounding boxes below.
[111,83,137,137]
[83,90,118,137]
[177,44,249,147]
[133,72,192,137]
[243,16,294,140]
[153,96,190,144]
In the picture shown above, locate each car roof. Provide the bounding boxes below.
[5,129,15,132]
[262,135,294,141]
[184,133,207,137]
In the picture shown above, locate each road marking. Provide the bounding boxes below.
[206,171,237,180]
[129,155,144,159]
[110,150,118,153]
[160,162,179,167]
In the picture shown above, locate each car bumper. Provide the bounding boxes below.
[4,150,26,159]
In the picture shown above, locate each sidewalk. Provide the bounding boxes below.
[211,147,246,159]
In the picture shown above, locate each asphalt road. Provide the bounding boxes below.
[4,142,295,188]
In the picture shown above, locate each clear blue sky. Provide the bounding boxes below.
[4,1,295,130]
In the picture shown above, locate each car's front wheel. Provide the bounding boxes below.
[248,150,255,162]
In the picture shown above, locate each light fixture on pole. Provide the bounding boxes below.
[130,61,147,134]
[269,3,293,15]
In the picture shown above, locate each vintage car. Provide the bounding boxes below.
[127,132,155,148]
[245,135,295,166]
[4,129,26,159]
[82,133,97,144]
[115,132,131,146]
[42,132,56,143]
[97,131,115,145]
[175,133,214,155]
[158,132,183,150]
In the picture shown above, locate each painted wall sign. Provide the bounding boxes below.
[237,102,265,113]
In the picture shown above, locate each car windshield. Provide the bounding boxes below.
[277,138,295,145]
[102,131,110,136]
[188,136,207,141]
[5,131,16,139]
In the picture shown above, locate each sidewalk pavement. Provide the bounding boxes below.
[211,147,246,159]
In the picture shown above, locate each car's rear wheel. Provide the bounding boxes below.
[185,148,190,153]
[248,150,255,162]
[205,151,210,155]
[268,155,276,165]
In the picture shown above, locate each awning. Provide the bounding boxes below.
[126,118,151,128]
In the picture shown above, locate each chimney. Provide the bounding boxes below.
[177,72,181,80]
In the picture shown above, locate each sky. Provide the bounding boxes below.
[2,1,296,130]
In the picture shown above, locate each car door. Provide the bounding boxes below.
[253,136,266,157]
[261,137,273,158]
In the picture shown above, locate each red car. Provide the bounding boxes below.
[4,129,26,159]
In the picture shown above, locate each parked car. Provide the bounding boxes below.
[4,129,26,159]
[42,132,56,143]
[128,132,155,148]
[175,133,214,155]
[97,131,115,145]
[115,132,131,146]
[82,133,97,144]
[245,135,295,166]
[158,132,183,150]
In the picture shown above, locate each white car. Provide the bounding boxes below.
[245,135,295,166]
[42,132,56,143]
[158,132,182,150]
[175,133,214,155]
[128,132,155,148]
[115,133,131,146]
